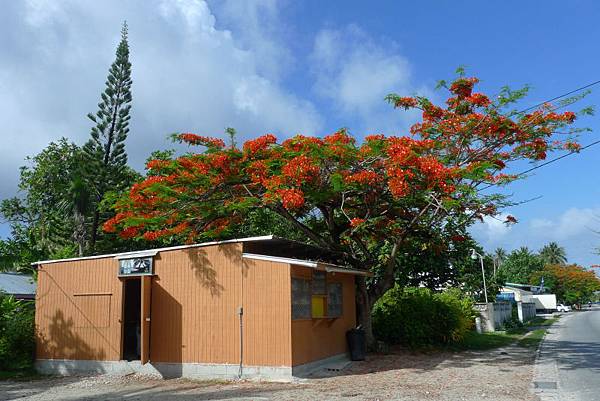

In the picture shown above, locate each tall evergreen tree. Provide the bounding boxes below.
[83,22,133,251]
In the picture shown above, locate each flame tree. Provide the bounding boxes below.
[105,75,583,344]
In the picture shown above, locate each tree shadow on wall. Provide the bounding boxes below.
[180,247,235,296]
[37,310,107,374]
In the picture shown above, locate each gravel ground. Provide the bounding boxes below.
[1,345,539,401]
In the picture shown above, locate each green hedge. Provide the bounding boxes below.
[372,286,476,347]
[0,293,35,371]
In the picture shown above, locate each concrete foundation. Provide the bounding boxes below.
[35,353,349,382]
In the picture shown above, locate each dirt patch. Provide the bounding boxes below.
[0,345,538,401]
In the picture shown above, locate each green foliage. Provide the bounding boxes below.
[372,286,476,347]
[531,264,600,305]
[0,139,84,266]
[0,293,35,371]
[232,208,305,241]
[82,22,134,251]
[498,247,544,284]
[539,242,567,265]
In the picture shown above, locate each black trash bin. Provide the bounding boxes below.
[346,328,366,361]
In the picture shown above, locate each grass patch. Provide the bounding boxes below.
[518,329,546,348]
[456,331,520,350]
[526,316,559,327]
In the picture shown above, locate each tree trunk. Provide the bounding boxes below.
[356,276,376,349]
[90,209,100,251]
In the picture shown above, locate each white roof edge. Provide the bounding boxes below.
[114,250,159,260]
[242,252,318,268]
[242,253,371,276]
[33,235,276,265]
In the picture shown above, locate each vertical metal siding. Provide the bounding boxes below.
[149,243,243,364]
[36,257,123,361]
[36,243,353,368]
[241,258,292,367]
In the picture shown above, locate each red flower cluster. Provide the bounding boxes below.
[418,157,448,181]
[246,160,269,184]
[449,77,479,98]
[282,135,324,152]
[388,177,410,198]
[365,134,385,142]
[146,159,171,170]
[345,170,381,186]
[324,130,354,145]
[119,226,140,239]
[564,141,582,152]
[393,97,418,109]
[179,133,226,148]
[277,188,305,210]
[467,93,491,107]
[281,155,319,185]
[143,228,171,241]
[350,218,366,227]
[243,134,277,153]
[177,157,210,175]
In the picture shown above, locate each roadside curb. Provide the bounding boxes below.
[531,315,567,401]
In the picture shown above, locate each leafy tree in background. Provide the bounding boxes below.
[0,139,84,267]
[531,264,600,305]
[498,246,544,284]
[83,22,134,252]
[539,241,567,265]
[104,73,583,345]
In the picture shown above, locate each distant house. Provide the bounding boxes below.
[499,283,557,312]
[33,235,369,381]
[0,272,36,300]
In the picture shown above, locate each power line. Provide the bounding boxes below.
[513,79,600,116]
[479,138,600,192]
[476,79,600,191]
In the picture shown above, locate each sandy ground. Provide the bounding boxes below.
[1,345,539,401]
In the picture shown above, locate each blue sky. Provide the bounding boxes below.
[1,0,600,265]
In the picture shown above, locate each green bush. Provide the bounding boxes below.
[0,292,35,371]
[372,286,476,348]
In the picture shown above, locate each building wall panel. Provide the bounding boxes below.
[290,266,356,366]
[241,258,292,367]
[36,257,123,361]
[149,243,243,364]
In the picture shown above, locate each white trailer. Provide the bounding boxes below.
[530,294,557,311]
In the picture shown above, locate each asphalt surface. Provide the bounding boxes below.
[534,307,600,401]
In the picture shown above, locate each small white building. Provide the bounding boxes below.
[499,283,557,312]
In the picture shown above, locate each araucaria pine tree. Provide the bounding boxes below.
[83,22,133,251]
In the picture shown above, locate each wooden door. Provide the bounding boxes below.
[141,276,152,364]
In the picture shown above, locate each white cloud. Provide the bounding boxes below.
[310,25,427,133]
[474,213,512,243]
[470,207,600,267]
[0,0,322,207]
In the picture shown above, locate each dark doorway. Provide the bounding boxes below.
[122,278,141,361]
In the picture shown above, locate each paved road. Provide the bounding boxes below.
[534,307,600,401]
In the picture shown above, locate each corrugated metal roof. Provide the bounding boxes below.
[242,253,372,276]
[0,272,36,295]
[33,235,278,265]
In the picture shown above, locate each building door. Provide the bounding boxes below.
[122,278,141,361]
[140,276,152,364]
[121,277,153,363]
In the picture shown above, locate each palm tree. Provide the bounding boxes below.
[494,247,508,264]
[539,242,567,265]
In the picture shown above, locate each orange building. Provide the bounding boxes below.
[34,236,368,380]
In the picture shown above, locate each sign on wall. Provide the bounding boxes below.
[119,257,153,276]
